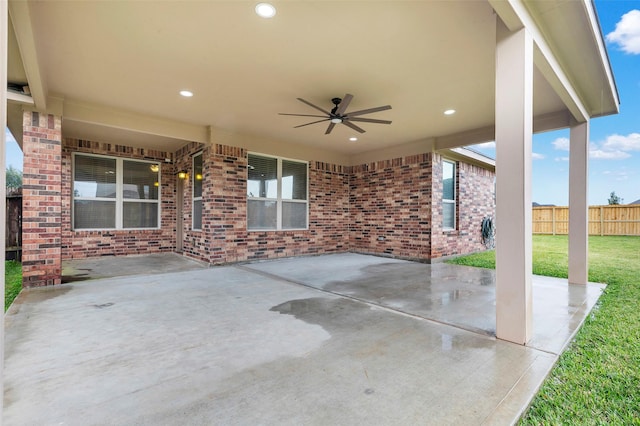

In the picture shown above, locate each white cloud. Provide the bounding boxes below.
[606,10,640,54]
[590,150,631,160]
[532,152,545,160]
[552,137,570,151]
[555,156,569,162]
[590,133,640,160]
[601,133,640,152]
[553,133,640,160]
[602,169,634,181]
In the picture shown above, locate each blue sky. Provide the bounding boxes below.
[5,1,640,205]
[472,0,640,206]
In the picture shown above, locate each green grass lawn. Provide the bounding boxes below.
[448,235,640,424]
[5,260,22,311]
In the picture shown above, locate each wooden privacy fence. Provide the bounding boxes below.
[533,205,640,236]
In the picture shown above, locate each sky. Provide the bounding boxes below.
[471,0,640,206]
[4,0,640,205]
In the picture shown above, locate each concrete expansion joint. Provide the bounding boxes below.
[234,264,498,341]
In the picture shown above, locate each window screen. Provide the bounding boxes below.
[442,160,456,229]
[247,154,308,230]
[73,154,160,230]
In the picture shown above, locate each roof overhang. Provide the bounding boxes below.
[6,0,619,163]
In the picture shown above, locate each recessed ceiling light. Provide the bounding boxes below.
[255,3,276,18]
[180,90,193,97]
[349,137,358,142]
[444,109,456,115]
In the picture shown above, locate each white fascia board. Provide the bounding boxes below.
[7,89,34,105]
[581,0,620,115]
[8,1,47,111]
[434,125,495,150]
[63,98,208,143]
[445,147,495,170]
[489,0,589,123]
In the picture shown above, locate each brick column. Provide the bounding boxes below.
[22,111,63,287]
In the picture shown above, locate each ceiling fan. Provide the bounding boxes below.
[279,93,392,135]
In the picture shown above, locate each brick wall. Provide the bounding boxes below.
[57,139,493,267]
[60,138,176,259]
[430,153,496,258]
[22,111,62,287]
[349,154,433,261]
[174,142,209,262]
[174,145,351,264]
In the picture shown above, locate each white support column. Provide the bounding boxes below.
[2,0,9,415]
[495,19,534,345]
[568,121,590,285]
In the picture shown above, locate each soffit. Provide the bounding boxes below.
[7,17,28,85]
[18,1,570,154]
[525,0,619,117]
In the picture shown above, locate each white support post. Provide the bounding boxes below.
[495,19,534,345]
[568,121,590,285]
[2,0,9,415]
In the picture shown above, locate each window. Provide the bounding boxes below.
[193,152,203,230]
[442,160,456,230]
[73,154,160,230]
[247,153,308,230]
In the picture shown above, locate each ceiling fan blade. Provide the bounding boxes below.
[341,120,366,133]
[297,98,331,115]
[335,93,353,116]
[279,113,328,118]
[325,122,336,134]
[294,118,331,128]
[348,117,392,124]
[346,105,392,117]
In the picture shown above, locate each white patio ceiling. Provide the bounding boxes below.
[7,0,618,157]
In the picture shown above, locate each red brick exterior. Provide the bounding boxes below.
[22,112,63,287]
[175,144,351,264]
[60,138,176,259]
[430,153,496,259]
[23,129,495,284]
[350,154,433,259]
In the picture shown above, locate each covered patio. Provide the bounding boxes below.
[1,1,619,421]
[4,253,603,425]
[2,0,618,347]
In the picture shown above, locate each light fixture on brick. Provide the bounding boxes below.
[177,170,188,179]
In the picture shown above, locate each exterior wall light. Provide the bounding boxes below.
[150,164,160,173]
[177,170,188,179]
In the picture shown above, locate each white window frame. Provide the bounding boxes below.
[247,152,309,231]
[192,152,203,231]
[72,153,161,230]
[442,159,456,230]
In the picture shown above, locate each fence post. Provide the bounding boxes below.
[552,206,556,235]
[600,206,604,236]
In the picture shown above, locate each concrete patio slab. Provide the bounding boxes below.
[62,252,208,282]
[4,253,603,425]
[243,253,605,354]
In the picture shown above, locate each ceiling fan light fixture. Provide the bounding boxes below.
[331,118,342,124]
[349,137,358,142]
[255,3,276,18]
